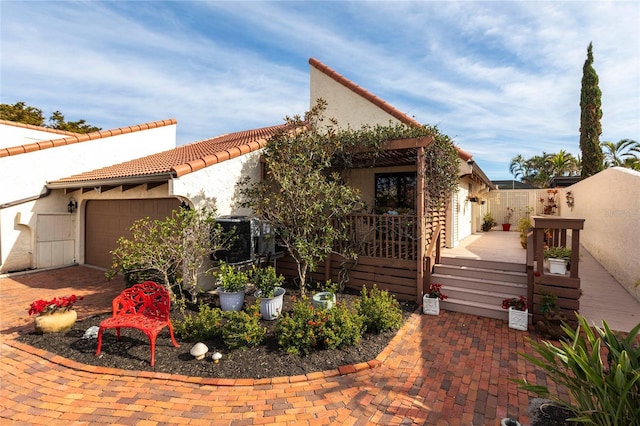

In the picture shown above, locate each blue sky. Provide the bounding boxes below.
[2,1,638,180]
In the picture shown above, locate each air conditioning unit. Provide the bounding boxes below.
[212,216,276,265]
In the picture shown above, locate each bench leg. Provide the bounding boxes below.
[95,327,104,357]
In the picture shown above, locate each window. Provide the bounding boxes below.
[375,172,416,214]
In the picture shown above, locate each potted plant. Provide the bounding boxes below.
[29,294,82,334]
[535,288,567,340]
[543,246,571,275]
[214,262,248,311]
[502,207,515,231]
[423,283,448,315]
[251,266,286,320]
[481,212,497,232]
[312,280,337,310]
[502,296,528,330]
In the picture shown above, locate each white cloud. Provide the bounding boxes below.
[1,0,637,180]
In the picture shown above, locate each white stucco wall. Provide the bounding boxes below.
[0,124,177,205]
[0,122,177,272]
[562,167,640,301]
[172,150,263,217]
[310,67,401,129]
[0,124,73,148]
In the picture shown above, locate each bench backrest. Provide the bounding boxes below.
[112,281,171,320]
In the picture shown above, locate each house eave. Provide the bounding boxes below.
[45,173,175,192]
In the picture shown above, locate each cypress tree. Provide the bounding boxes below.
[579,42,604,178]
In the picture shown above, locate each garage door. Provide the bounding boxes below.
[85,198,181,269]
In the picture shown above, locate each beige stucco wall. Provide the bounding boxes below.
[563,167,640,301]
[310,67,400,129]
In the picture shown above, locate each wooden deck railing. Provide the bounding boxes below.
[340,213,420,260]
[527,216,585,326]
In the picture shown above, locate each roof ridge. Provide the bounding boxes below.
[309,58,422,128]
[0,119,178,158]
[0,119,80,136]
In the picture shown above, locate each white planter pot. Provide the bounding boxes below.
[255,287,285,320]
[548,258,568,275]
[508,307,528,331]
[312,292,336,310]
[218,288,245,311]
[423,296,440,315]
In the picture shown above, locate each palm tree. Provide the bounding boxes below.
[601,139,640,168]
[547,150,580,177]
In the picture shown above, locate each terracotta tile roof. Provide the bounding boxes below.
[1,119,177,159]
[308,58,473,162]
[48,124,286,185]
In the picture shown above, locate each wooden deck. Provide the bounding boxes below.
[442,231,640,333]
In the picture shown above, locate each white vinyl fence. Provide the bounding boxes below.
[480,189,563,228]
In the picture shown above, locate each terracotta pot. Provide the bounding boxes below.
[34,309,77,334]
[502,224,511,231]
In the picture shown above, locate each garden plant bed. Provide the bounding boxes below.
[18,286,417,379]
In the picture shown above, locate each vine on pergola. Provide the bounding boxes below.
[238,99,459,294]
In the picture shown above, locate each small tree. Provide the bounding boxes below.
[238,101,364,295]
[579,42,604,179]
[107,206,228,300]
[0,101,101,133]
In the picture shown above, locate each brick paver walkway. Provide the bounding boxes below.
[0,266,561,425]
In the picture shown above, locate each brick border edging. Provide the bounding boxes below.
[4,311,421,386]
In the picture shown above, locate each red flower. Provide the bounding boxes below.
[28,295,82,316]
[501,296,527,311]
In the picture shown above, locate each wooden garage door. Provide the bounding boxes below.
[85,199,180,269]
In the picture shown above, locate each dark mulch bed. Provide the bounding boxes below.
[18,285,417,379]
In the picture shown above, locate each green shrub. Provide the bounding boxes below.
[221,304,266,350]
[250,265,285,298]
[356,284,403,333]
[174,304,223,342]
[516,314,640,425]
[481,213,497,231]
[214,262,248,292]
[276,298,364,355]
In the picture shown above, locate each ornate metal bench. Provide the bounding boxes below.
[95,281,179,366]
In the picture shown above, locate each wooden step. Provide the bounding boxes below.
[440,256,526,273]
[433,264,527,284]
[440,298,513,321]
[431,273,527,295]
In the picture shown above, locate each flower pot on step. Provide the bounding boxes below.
[508,307,528,331]
[255,287,285,320]
[423,296,440,315]
[34,309,77,334]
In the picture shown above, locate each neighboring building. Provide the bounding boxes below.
[0,119,177,273]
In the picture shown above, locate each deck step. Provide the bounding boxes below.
[432,256,527,321]
[440,298,513,321]
[440,256,526,273]
[433,264,527,284]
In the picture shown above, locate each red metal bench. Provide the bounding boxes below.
[95,281,179,366]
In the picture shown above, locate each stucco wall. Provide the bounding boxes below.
[0,124,177,205]
[310,67,400,129]
[172,150,263,217]
[0,122,177,272]
[563,167,640,301]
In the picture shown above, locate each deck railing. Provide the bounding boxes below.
[339,213,420,260]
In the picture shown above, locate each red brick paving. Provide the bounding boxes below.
[0,266,560,425]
